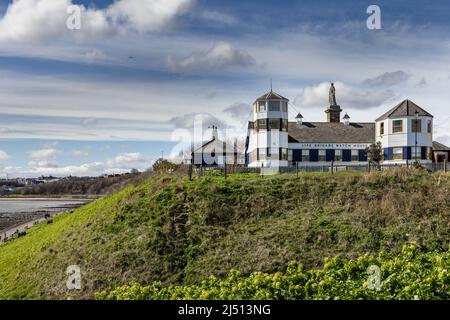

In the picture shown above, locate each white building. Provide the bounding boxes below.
[375,100,433,164]
[244,83,438,170]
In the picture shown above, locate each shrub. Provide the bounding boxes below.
[96,243,450,300]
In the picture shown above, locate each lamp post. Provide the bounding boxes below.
[415,110,419,162]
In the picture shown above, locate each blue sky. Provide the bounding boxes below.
[0,0,449,177]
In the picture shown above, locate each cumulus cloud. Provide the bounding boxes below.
[106,152,148,169]
[0,150,11,161]
[28,148,61,160]
[27,160,60,168]
[70,150,89,159]
[170,112,227,129]
[223,102,252,119]
[294,82,398,110]
[1,151,154,177]
[107,0,194,33]
[362,71,411,87]
[0,0,194,42]
[167,41,255,71]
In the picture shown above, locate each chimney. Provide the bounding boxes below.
[211,125,218,140]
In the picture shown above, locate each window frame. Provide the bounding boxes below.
[258,148,267,161]
[318,149,326,162]
[288,149,293,161]
[334,149,342,162]
[412,146,421,160]
[281,119,288,132]
[258,101,266,112]
[380,122,384,135]
[301,150,310,162]
[392,120,403,134]
[412,119,422,133]
[268,118,280,131]
[280,148,288,161]
[427,120,432,134]
[268,101,280,112]
[351,149,359,162]
[256,119,267,132]
[393,147,403,160]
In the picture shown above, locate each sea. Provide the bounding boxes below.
[0,199,87,214]
[0,199,88,232]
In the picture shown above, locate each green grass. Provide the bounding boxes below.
[0,169,449,299]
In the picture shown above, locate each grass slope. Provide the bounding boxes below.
[0,169,449,299]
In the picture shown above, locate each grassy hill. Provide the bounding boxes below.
[0,169,449,299]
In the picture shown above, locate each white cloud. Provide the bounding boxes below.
[106,152,149,169]
[167,41,255,71]
[223,102,252,119]
[107,0,194,33]
[0,150,11,160]
[293,82,398,111]
[0,0,194,42]
[28,148,60,160]
[362,71,411,87]
[70,150,89,159]
[170,112,227,129]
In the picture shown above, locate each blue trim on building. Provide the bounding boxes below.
[310,149,319,162]
[402,147,408,160]
[342,150,351,162]
[326,149,334,162]
[358,149,367,161]
[293,149,301,162]
[421,147,427,160]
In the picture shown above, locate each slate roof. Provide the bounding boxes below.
[432,141,450,151]
[256,90,289,101]
[192,137,236,153]
[288,122,375,144]
[375,99,433,122]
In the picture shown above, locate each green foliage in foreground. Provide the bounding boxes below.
[97,244,450,300]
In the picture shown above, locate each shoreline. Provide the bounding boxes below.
[0,196,101,201]
[0,199,93,241]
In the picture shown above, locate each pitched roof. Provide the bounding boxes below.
[375,99,433,122]
[256,90,289,101]
[288,122,375,144]
[192,138,235,154]
[432,141,450,151]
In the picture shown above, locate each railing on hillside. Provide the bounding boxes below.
[184,161,449,178]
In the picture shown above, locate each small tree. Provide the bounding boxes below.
[366,142,383,168]
[152,158,177,173]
